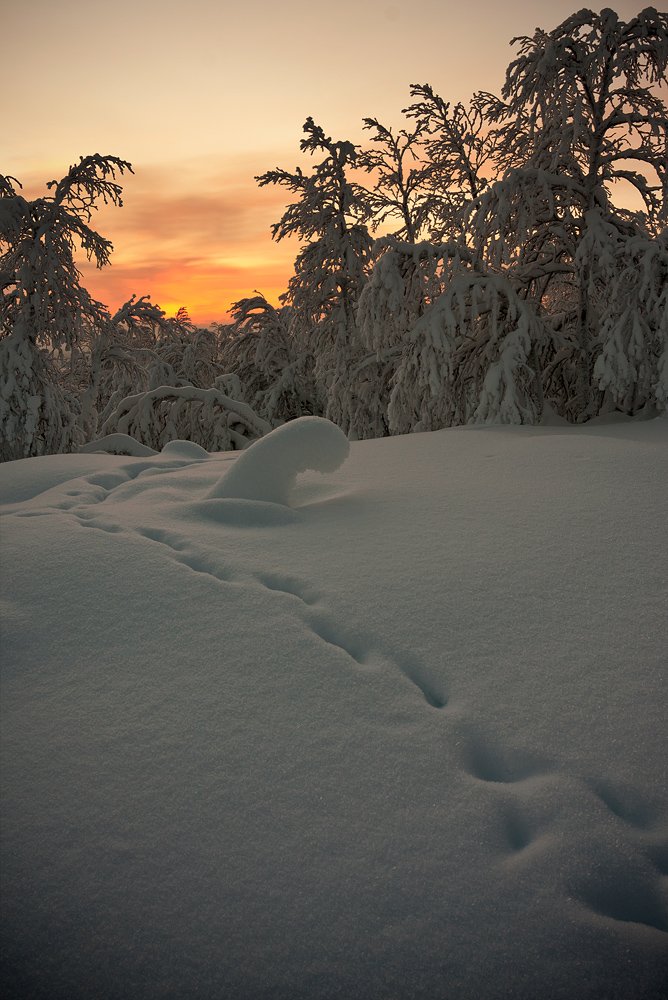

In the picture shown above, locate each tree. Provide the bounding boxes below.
[99,383,270,452]
[482,8,667,222]
[471,7,668,418]
[1,156,132,351]
[387,263,547,433]
[256,118,373,433]
[357,117,433,242]
[403,84,494,242]
[590,226,668,413]
[82,294,178,439]
[1,156,132,458]
[221,293,319,425]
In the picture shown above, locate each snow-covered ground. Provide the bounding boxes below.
[1,418,667,1000]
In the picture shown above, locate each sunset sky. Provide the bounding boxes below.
[7,0,646,325]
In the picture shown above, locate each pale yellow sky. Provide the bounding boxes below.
[5,0,648,323]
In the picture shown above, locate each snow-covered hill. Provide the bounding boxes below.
[1,418,667,999]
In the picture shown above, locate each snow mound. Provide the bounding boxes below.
[210,416,350,506]
[79,433,158,457]
[160,439,210,459]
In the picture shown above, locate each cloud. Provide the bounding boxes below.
[106,163,289,252]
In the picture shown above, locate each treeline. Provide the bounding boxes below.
[1,7,667,460]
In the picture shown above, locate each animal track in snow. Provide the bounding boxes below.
[462,731,548,785]
[252,572,318,606]
[644,838,668,877]
[74,515,123,534]
[393,650,448,709]
[459,727,668,934]
[501,801,534,854]
[302,612,447,708]
[587,777,668,879]
[129,522,447,708]
[458,726,561,867]
[307,616,372,666]
[565,780,668,932]
[574,863,668,932]
[135,526,234,585]
[588,778,658,829]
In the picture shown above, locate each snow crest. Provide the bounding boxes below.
[210,416,350,506]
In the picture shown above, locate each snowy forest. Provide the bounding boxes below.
[1,7,667,462]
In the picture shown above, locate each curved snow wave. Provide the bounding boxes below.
[209,416,350,506]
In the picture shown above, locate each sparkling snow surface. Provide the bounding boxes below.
[1,419,667,1000]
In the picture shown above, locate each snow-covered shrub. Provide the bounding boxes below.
[150,324,223,392]
[221,295,319,425]
[99,384,271,452]
[358,238,474,354]
[83,296,164,439]
[324,350,392,441]
[83,296,230,445]
[354,238,475,436]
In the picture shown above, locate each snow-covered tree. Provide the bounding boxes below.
[388,265,547,433]
[99,384,270,452]
[357,117,433,241]
[81,294,174,438]
[256,118,373,433]
[221,293,319,425]
[151,317,223,393]
[403,85,494,242]
[482,8,667,220]
[591,227,668,412]
[1,156,132,458]
[1,156,131,351]
[471,8,668,419]
[0,333,83,462]
[86,293,257,450]
[359,238,476,354]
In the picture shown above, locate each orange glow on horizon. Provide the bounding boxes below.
[6,0,653,329]
[62,160,299,327]
[78,238,296,327]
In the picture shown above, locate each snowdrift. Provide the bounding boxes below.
[1,419,667,1000]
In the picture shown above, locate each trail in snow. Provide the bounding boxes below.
[46,430,666,938]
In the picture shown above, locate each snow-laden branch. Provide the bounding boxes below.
[100,385,271,453]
